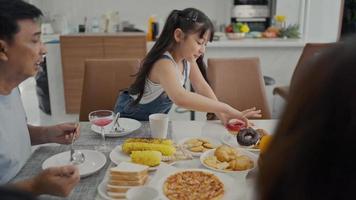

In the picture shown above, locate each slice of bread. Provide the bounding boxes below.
[107,191,126,199]
[109,173,145,181]
[110,161,149,177]
[109,174,149,186]
[106,184,133,193]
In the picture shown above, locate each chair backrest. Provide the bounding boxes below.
[290,43,337,90]
[207,57,271,119]
[79,59,140,121]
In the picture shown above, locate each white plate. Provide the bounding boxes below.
[109,145,175,171]
[156,168,246,200]
[97,173,153,200]
[97,177,111,200]
[91,118,141,137]
[42,150,106,178]
[200,148,257,178]
[221,134,260,152]
[178,137,221,157]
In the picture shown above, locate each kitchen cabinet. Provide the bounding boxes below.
[60,33,146,113]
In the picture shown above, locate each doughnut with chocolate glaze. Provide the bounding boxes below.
[236,128,260,146]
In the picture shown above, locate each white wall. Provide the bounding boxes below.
[304,0,343,42]
[275,0,303,26]
[31,0,231,33]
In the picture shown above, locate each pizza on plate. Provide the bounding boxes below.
[163,171,224,200]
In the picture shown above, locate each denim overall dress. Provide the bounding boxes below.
[114,55,188,121]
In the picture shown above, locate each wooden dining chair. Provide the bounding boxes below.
[79,58,140,121]
[207,57,271,119]
[273,42,337,100]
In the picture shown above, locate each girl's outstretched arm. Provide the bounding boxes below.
[151,59,260,124]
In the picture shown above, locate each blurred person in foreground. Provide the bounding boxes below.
[0,0,80,197]
[257,37,356,200]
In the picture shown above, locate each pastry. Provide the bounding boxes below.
[228,155,254,171]
[236,128,260,146]
[184,138,216,153]
[214,145,237,162]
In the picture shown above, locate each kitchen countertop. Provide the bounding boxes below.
[43,33,305,48]
[148,38,305,48]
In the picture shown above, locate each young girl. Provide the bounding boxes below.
[114,8,261,124]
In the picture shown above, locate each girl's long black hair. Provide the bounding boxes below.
[129,8,214,104]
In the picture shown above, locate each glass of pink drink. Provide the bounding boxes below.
[89,110,114,152]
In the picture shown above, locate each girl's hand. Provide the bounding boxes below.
[241,107,262,119]
[223,106,261,126]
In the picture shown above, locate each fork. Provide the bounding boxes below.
[70,134,76,162]
[112,112,125,132]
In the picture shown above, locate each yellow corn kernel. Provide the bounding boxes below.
[122,142,176,156]
[131,151,162,167]
[124,138,173,146]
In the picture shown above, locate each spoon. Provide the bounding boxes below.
[69,130,85,165]
[112,112,125,133]
[71,150,85,165]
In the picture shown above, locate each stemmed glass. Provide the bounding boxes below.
[89,110,114,152]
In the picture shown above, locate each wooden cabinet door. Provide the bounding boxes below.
[60,36,104,113]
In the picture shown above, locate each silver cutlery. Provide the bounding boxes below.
[112,112,125,132]
[70,131,85,165]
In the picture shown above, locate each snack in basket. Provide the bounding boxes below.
[107,162,149,199]
[183,138,215,153]
[122,140,176,156]
[204,145,254,171]
[130,150,162,167]
[163,171,224,200]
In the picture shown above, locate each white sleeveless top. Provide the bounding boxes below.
[131,52,190,104]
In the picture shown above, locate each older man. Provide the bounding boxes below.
[0,0,80,197]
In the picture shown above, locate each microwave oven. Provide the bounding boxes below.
[234,0,269,5]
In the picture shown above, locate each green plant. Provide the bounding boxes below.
[278,24,300,38]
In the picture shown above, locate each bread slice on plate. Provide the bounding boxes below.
[106,161,150,198]
[109,174,148,186]
[109,161,149,177]
[106,184,133,193]
[107,191,126,199]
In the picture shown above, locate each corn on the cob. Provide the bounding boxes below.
[131,151,162,167]
[124,138,173,146]
[122,142,176,156]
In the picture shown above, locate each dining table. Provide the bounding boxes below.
[11,119,278,200]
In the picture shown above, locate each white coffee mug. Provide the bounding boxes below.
[126,186,159,200]
[149,113,168,138]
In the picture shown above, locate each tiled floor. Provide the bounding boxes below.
[19,77,283,126]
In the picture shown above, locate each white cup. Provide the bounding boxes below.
[149,113,168,138]
[126,186,159,200]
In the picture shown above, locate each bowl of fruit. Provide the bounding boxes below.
[225,23,249,40]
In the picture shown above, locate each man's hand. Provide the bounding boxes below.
[31,165,80,197]
[14,165,80,197]
[47,123,80,144]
